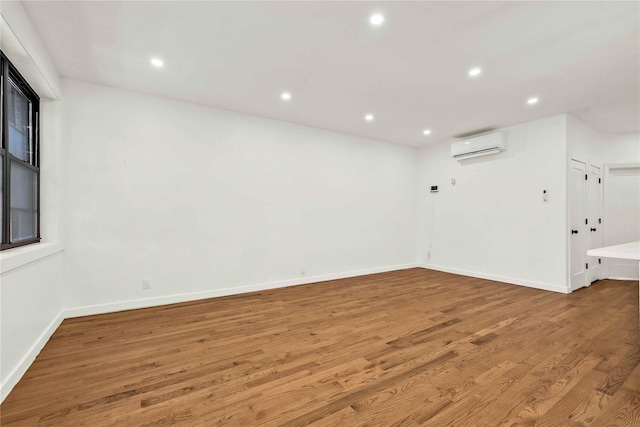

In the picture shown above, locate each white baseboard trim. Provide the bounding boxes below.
[0,311,65,403]
[2,261,572,404]
[64,263,420,319]
[608,276,639,281]
[419,263,570,294]
[0,262,418,404]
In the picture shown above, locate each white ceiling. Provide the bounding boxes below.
[22,1,640,147]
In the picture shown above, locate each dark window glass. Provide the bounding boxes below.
[10,162,38,242]
[1,50,40,250]
[8,79,33,163]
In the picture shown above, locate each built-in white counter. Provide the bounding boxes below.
[587,241,640,311]
[587,241,640,261]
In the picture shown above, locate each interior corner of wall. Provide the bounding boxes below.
[0,1,62,99]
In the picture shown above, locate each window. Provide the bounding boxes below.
[1,51,40,250]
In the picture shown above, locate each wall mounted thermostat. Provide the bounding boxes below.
[430,185,439,193]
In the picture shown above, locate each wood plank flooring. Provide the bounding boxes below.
[2,268,639,426]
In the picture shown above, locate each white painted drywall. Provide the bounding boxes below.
[602,132,640,279]
[0,253,64,401]
[0,100,65,402]
[417,115,569,292]
[567,114,603,165]
[0,3,64,401]
[566,115,639,280]
[0,1,61,98]
[60,79,418,312]
[602,133,640,164]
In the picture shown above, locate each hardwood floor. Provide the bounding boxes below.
[2,268,639,426]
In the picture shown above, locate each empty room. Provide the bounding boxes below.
[1,1,640,425]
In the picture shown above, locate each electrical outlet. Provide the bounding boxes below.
[142,279,151,290]
[300,266,306,275]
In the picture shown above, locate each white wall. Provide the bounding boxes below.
[1,254,64,400]
[602,132,640,279]
[602,132,640,165]
[417,115,569,292]
[567,114,603,166]
[60,79,418,314]
[0,1,61,98]
[0,3,64,402]
[566,115,639,280]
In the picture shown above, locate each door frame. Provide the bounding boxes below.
[587,164,603,284]
[568,158,589,292]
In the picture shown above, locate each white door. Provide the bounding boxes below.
[570,159,588,291]
[587,165,603,284]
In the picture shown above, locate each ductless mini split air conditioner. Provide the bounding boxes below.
[451,132,507,160]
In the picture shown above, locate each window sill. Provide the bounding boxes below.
[0,242,63,274]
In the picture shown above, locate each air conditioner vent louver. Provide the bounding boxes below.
[451,132,506,161]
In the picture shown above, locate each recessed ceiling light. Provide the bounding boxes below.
[370,14,385,26]
[365,113,374,122]
[468,67,482,77]
[281,92,292,101]
[527,97,539,105]
[423,129,432,136]
[150,57,164,68]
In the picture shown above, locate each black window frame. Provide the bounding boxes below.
[1,50,41,250]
